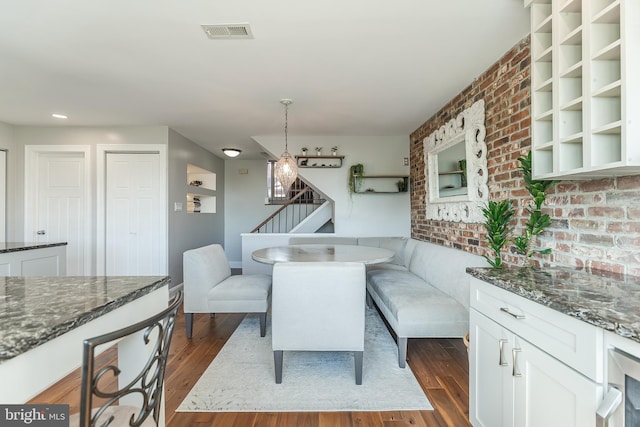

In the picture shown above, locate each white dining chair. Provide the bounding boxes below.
[271,261,366,385]
[183,244,272,338]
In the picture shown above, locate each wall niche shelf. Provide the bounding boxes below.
[186,164,216,213]
[353,175,409,194]
[295,155,344,168]
[528,0,640,180]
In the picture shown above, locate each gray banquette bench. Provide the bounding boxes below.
[289,236,485,368]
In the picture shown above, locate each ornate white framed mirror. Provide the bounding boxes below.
[423,99,488,223]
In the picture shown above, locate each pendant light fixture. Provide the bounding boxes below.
[274,99,298,192]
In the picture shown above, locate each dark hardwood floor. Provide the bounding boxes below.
[30,306,471,427]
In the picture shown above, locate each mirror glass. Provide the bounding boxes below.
[424,100,488,223]
[436,138,467,198]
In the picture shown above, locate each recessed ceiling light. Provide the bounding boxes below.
[51,113,68,119]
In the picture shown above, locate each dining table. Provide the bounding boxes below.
[251,243,395,265]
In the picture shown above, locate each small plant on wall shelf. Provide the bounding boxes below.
[513,151,558,266]
[482,199,515,269]
[349,163,364,193]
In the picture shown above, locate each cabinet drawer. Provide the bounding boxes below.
[470,277,603,382]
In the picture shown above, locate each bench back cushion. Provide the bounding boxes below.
[357,237,408,266]
[183,244,231,311]
[407,240,485,309]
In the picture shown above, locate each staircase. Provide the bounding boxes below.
[251,179,332,234]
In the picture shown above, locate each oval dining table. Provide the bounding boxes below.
[251,244,394,265]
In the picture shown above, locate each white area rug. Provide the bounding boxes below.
[177,308,432,412]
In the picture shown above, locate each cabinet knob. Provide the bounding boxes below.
[36,230,46,235]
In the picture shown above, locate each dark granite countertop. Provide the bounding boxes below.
[467,267,640,344]
[0,276,170,361]
[0,242,68,254]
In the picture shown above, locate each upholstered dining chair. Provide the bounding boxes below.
[70,291,182,427]
[271,261,366,385]
[183,244,272,338]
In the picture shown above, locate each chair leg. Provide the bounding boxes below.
[259,312,267,337]
[354,351,363,385]
[398,337,408,368]
[274,350,283,384]
[210,313,216,318]
[185,313,194,339]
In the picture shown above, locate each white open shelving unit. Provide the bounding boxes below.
[187,164,216,214]
[528,0,639,179]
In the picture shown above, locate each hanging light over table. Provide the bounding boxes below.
[274,99,298,192]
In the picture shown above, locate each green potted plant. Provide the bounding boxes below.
[482,199,515,269]
[331,146,339,156]
[301,147,308,155]
[396,179,407,192]
[349,163,364,193]
[513,151,558,266]
[315,146,323,156]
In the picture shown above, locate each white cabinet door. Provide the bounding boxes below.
[513,336,602,427]
[470,309,513,427]
[471,308,602,427]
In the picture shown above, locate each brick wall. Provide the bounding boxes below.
[409,35,640,276]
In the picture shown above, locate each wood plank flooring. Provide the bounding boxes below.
[29,307,471,427]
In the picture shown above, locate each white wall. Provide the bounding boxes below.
[0,122,16,241]
[12,125,169,271]
[168,129,225,283]
[224,159,279,267]
[252,135,411,237]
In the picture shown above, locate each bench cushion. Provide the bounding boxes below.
[208,274,272,313]
[367,269,468,337]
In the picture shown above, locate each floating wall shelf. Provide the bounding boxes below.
[295,155,344,168]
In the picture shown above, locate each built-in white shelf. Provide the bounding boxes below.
[528,0,640,179]
[186,164,216,213]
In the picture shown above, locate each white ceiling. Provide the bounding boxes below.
[0,0,530,159]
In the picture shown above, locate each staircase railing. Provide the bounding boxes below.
[251,185,325,233]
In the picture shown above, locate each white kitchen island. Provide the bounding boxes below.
[0,242,67,276]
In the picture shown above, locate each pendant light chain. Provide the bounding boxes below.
[274,99,298,192]
[284,102,289,152]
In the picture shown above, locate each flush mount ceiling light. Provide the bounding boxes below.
[222,148,242,158]
[51,113,67,119]
[274,99,298,192]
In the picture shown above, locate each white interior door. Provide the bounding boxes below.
[105,152,162,275]
[25,147,91,275]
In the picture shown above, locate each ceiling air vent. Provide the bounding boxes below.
[201,24,253,39]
